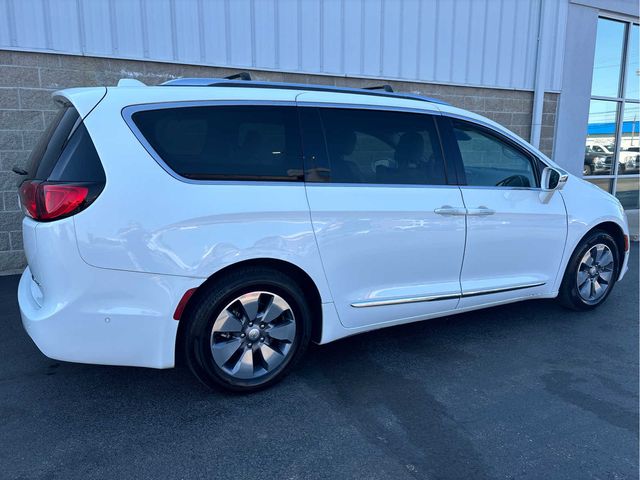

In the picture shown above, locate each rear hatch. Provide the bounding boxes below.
[18,97,106,283]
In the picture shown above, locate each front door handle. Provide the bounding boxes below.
[434,205,467,216]
[467,206,495,216]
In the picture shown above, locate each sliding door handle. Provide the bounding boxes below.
[434,205,466,216]
[467,206,495,216]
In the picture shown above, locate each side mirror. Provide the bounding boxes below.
[540,167,568,203]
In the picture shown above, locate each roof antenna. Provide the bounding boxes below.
[224,72,252,81]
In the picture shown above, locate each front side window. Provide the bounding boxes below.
[131,105,303,181]
[318,108,447,185]
[453,121,537,188]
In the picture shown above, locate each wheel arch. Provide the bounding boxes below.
[175,258,323,365]
[588,221,627,262]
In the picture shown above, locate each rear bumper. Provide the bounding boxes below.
[19,213,204,369]
[18,264,203,369]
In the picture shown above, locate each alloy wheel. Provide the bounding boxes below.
[209,291,296,379]
[576,243,614,303]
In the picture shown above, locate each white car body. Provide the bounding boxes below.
[18,80,630,369]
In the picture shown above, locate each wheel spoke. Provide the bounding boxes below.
[239,292,261,322]
[213,310,243,333]
[211,338,243,366]
[259,343,285,370]
[261,295,290,324]
[577,269,589,287]
[598,270,612,282]
[268,320,296,342]
[579,279,592,299]
[592,279,604,298]
[233,347,255,378]
[600,250,614,269]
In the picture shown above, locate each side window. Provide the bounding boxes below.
[131,105,303,181]
[452,121,538,188]
[318,108,447,185]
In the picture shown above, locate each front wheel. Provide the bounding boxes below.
[558,230,619,311]
[182,267,312,392]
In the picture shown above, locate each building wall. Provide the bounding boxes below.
[0,50,559,273]
[0,0,567,93]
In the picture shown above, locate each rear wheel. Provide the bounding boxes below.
[558,230,619,310]
[182,267,312,392]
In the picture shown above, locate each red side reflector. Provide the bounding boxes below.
[624,235,629,252]
[174,288,197,320]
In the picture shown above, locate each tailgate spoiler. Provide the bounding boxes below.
[52,87,107,119]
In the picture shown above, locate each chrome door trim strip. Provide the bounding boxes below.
[351,292,461,308]
[461,281,546,298]
[350,282,546,308]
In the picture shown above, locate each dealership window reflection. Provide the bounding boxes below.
[584,18,639,212]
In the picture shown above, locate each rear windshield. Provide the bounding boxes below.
[26,106,104,182]
[131,105,303,181]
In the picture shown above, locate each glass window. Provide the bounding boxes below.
[27,106,79,180]
[615,177,639,210]
[591,18,626,98]
[584,100,618,176]
[318,108,446,185]
[625,25,639,100]
[132,105,303,181]
[620,102,640,175]
[452,121,537,188]
[586,17,639,215]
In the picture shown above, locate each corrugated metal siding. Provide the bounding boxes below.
[0,0,568,91]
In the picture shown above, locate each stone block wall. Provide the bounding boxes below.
[0,50,558,273]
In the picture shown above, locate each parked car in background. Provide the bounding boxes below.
[16,76,630,392]
[620,146,640,173]
[584,145,612,175]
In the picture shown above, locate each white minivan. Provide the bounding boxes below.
[17,76,630,392]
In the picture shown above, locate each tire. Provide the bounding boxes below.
[583,164,592,176]
[182,267,312,392]
[558,230,620,311]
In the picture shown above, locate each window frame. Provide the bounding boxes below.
[585,17,640,199]
[441,116,543,190]
[298,103,457,187]
[122,100,305,185]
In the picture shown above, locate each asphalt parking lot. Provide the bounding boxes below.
[1,247,638,480]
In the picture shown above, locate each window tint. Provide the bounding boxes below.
[49,122,105,182]
[24,105,104,183]
[318,108,446,185]
[132,105,303,181]
[27,106,80,180]
[453,121,537,188]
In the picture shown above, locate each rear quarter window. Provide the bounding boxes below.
[25,105,104,183]
[130,105,303,181]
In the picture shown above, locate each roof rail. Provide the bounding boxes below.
[363,84,393,92]
[159,77,450,106]
[224,72,252,81]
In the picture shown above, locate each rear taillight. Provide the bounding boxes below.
[19,181,99,221]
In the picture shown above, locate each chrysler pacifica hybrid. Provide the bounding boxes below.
[17,75,630,391]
